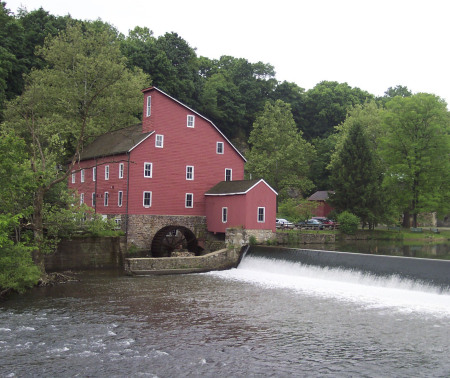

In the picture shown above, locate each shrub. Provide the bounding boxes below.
[337,211,360,235]
[248,235,257,245]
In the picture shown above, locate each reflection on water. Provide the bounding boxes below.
[305,240,450,259]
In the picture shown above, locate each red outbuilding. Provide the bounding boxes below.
[68,87,277,254]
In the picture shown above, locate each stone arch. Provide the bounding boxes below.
[151,225,202,257]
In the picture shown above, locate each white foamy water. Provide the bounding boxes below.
[211,256,450,316]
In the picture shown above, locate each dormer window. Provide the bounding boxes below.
[187,115,195,128]
[146,96,151,117]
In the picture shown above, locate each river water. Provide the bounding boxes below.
[1,250,449,377]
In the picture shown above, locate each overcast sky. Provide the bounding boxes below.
[6,0,450,105]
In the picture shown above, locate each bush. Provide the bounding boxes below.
[248,235,257,245]
[337,211,360,235]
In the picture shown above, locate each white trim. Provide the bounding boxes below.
[141,87,246,162]
[128,131,155,153]
[92,167,96,182]
[144,162,152,178]
[187,114,195,128]
[204,179,278,196]
[222,207,228,223]
[225,168,232,181]
[80,193,84,205]
[104,165,109,180]
[216,141,224,154]
[257,207,265,223]
[80,169,85,183]
[118,191,123,207]
[186,165,194,180]
[146,95,151,117]
[104,192,109,207]
[92,192,96,206]
[155,134,164,148]
[71,171,76,184]
[185,193,193,208]
[119,163,124,179]
[143,191,152,208]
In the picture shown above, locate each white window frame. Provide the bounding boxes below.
[144,162,152,178]
[71,171,76,184]
[143,191,152,208]
[105,165,109,180]
[119,163,124,179]
[80,169,85,183]
[185,193,193,208]
[222,207,228,223]
[118,191,123,207]
[80,193,84,205]
[187,115,195,128]
[155,134,164,148]
[186,165,194,180]
[216,141,224,154]
[146,95,151,117]
[258,207,265,223]
[225,168,232,181]
[104,192,109,207]
[93,167,96,182]
[92,192,96,206]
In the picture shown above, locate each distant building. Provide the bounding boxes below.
[308,191,334,217]
[68,87,276,255]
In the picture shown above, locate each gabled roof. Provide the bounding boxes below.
[205,179,278,196]
[308,190,334,201]
[142,86,246,162]
[79,124,154,161]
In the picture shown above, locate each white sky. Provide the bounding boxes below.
[6,0,450,104]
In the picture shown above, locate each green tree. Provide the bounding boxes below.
[302,81,374,139]
[246,100,315,201]
[381,93,450,227]
[2,22,149,266]
[329,120,384,228]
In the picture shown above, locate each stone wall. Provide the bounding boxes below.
[275,231,335,245]
[124,247,241,275]
[225,227,275,248]
[126,214,207,251]
[43,236,126,272]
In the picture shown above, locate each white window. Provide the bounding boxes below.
[222,207,228,223]
[146,95,151,117]
[225,168,232,181]
[119,163,124,179]
[143,191,152,208]
[80,193,84,205]
[144,162,152,178]
[71,171,76,184]
[80,169,85,183]
[114,217,122,229]
[258,207,265,223]
[187,115,195,128]
[185,193,193,208]
[104,192,109,207]
[105,165,109,180]
[92,192,96,206]
[155,134,164,148]
[118,191,123,207]
[216,142,224,154]
[186,165,194,180]
[93,167,96,182]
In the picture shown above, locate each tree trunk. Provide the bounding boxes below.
[402,211,411,228]
[33,187,46,274]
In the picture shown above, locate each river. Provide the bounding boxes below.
[1,248,449,377]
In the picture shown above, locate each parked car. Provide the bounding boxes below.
[312,217,336,226]
[297,218,324,229]
[276,218,294,228]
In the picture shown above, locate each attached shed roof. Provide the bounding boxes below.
[308,190,334,201]
[79,124,153,161]
[205,179,278,196]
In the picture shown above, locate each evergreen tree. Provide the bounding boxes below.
[329,120,384,228]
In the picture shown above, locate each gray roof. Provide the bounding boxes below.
[308,190,334,201]
[205,179,277,196]
[79,124,153,161]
